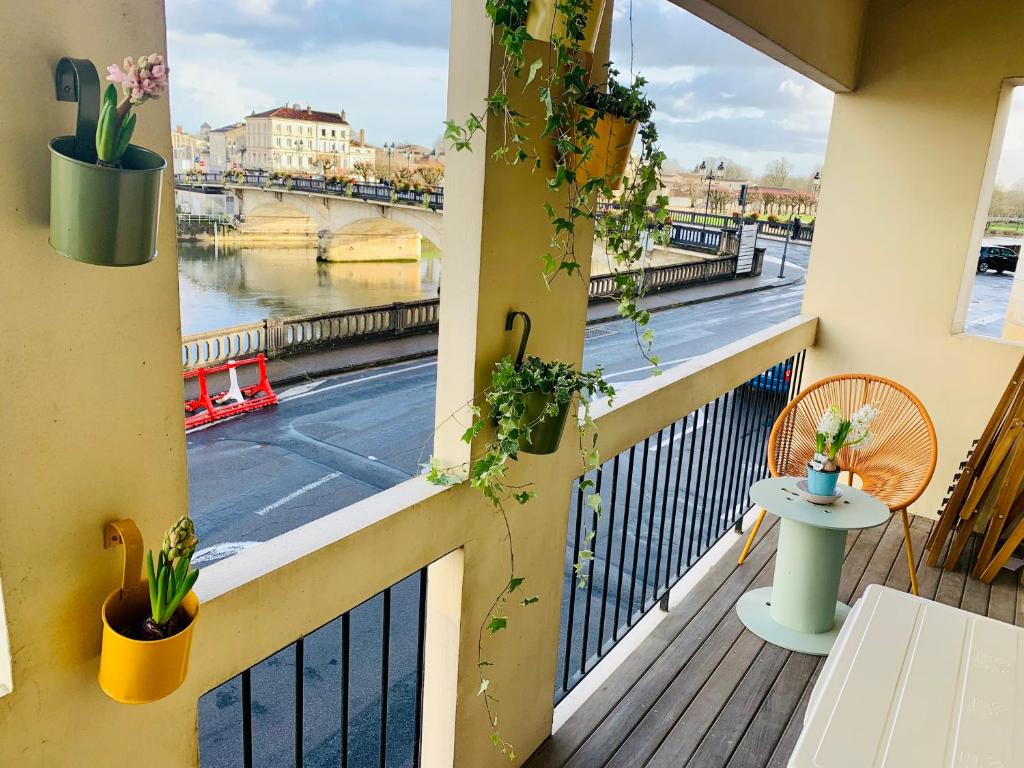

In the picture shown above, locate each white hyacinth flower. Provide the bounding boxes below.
[816,404,843,440]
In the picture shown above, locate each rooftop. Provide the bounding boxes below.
[248,105,350,124]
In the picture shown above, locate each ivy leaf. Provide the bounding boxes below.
[478,660,494,667]
[525,58,543,87]
[486,616,508,634]
[586,493,602,512]
[522,595,540,606]
[478,679,490,696]
[508,576,525,592]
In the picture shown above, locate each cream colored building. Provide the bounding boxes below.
[242,104,373,174]
[169,124,208,174]
[205,122,246,173]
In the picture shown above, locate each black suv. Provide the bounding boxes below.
[978,245,1018,273]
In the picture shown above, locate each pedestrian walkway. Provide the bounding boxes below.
[186,270,804,397]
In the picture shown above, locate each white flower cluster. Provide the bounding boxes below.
[846,402,880,450]
[816,404,844,440]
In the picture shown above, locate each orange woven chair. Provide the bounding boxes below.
[737,374,937,595]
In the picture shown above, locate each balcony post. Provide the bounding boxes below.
[427,1,613,765]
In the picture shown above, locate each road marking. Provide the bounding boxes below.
[255,472,342,516]
[603,356,693,381]
[650,410,706,450]
[278,361,439,404]
[192,540,260,566]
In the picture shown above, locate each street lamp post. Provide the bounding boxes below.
[386,142,396,176]
[696,160,725,247]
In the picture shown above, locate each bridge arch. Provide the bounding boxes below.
[233,187,443,250]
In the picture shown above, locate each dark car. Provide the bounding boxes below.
[978,245,1018,274]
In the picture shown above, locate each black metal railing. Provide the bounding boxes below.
[667,210,815,243]
[555,351,807,701]
[199,568,428,768]
[174,172,445,212]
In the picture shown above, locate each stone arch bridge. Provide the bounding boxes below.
[173,173,444,253]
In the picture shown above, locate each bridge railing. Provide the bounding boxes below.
[174,173,444,211]
[182,257,738,370]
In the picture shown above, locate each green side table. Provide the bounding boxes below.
[736,476,889,655]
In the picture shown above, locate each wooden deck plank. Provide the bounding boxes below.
[526,518,781,768]
[530,508,1016,768]
[643,636,780,768]
[765,662,823,768]
[723,652,819,768]
[682,643,793,768]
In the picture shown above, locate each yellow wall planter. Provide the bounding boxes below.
[577,109,638,191]
[526,0,607,53]
[97,520,199,704]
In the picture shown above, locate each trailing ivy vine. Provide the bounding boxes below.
[435,0,669,755]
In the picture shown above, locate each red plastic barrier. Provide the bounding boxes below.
[184,355,278,429]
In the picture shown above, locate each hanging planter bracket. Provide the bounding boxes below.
[104,519,143,596]
[54,57,100,164]
[505,311,532,369]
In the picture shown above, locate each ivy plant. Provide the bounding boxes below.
[425,355,614,756]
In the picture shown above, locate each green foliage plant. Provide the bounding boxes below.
[142,515,199,639]
[426,354,614,756]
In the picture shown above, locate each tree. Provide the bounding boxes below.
[352,161,375,182]
[418,164,445,188]
[707,186,737,214]
[762,157,794,188]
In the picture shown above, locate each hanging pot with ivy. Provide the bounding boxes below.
[576,73,654,190]
[525,0,607,52]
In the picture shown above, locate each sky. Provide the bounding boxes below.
[166,0,836,178]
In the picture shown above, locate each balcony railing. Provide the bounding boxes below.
[556,352,806,700]
[191,315,818,767]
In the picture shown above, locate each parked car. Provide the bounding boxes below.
[978,245,1018,273]
[747,364,793,393]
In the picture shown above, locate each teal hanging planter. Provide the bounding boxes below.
[517,391,571,455]
[49,136,165,267]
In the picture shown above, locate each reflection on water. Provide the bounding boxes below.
[177,241,442,335]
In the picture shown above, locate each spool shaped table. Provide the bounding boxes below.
[736,477,889,655]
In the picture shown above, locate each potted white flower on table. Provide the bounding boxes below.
[808,403,880,496]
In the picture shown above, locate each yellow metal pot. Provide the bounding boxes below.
[98,585,199,704]
[577,109,638,191]
[526,0,607,52]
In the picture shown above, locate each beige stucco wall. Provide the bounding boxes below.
[673,0,867,91]
[0,0,190,763]
[802,0,1024,519]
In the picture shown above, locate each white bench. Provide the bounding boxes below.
[789,584,1024,767]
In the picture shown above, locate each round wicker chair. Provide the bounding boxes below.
[737,373,938,595]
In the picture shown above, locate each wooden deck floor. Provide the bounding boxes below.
[526,512,1024,768]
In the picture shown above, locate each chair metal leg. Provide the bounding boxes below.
[738,508,766,565]
[899,508,920,596]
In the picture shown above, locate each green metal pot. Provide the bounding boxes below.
[49,136,166,267]
[517,390,571,455]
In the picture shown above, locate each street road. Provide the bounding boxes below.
[194,240,808,768]
[188,243,809,564]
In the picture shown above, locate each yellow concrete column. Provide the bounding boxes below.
[433,0,612,764]
[0,0,192,765]
[801,0,1024,518]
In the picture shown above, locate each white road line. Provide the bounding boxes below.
[277,361,439,403]
[650,410,706,450]
[603,356,693,381]
[254,472,342,516]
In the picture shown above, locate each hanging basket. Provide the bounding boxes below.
[49,136,165,267]
[517,390,571,455]
[526,0,607,53]
[98,585,199,704]
[97,519,199,704]
[575,109,638,191]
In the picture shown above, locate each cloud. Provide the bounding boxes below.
[166,0,835,173]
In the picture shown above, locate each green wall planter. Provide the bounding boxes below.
[518,391,571,455]
[49,136,165,267]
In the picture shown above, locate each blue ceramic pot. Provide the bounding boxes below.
[807,466,840,496]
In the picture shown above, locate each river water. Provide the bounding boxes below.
[177,240,442,335]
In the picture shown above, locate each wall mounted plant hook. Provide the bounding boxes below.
[54,57,100,163]
[505,311,532,369]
